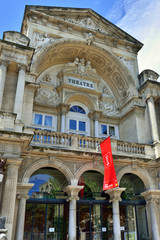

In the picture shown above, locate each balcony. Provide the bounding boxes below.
[31,130,154,159]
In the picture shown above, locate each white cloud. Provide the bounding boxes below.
[106,0,160,75]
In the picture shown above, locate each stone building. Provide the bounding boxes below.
[0,5,160,240]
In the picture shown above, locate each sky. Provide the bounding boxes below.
[0,0,160,76]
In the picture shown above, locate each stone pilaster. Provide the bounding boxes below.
[106,188,125,240]
[14,65,27,120]
[16,183,34,240]
[1,158,22,240]
[141,190,160,240]
[0,61,8,110]
[93,111,101,138]
[64,185,83,240]
[59,103,70,133]
[147,96,159,143]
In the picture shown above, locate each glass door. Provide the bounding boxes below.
[24,202,69,240]
[120,204,149,240]
[77,201,113,240]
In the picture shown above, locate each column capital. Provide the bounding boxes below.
[17,182,34,195]
[141,189,160,204]
[59,103,70,114]
[88,110,101,120]
[17,194,29,200]
[63,185,84,201]
[17,64,27,72]
[106,187,126,202]
[0,60,9,68]
[6,158,23,169]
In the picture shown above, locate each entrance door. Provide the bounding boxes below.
[24,201,69,240]
[77,201,113,240]
[120,203,149,240]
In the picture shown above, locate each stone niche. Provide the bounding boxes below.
[3,31,30,46]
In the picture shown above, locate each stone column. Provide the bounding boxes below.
[14,65,26,120]
[64,185,84,240]
[16,183,34,240]
[147,96,159,142]
[1,158,22,240]
[141,190,160,240]
[106,188,125,240]
[0,61,8,109]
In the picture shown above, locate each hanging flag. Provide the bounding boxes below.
[100,136,118,190]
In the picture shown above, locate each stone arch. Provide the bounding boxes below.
[21,158,74,185]
[117,165,155,190]
[65,92,98,111]
[30,39,136,104]
[75,162,104,182]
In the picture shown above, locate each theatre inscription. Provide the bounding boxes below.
[68,77,94,90]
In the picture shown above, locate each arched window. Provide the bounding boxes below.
[70,105,86,114]
[66,104,90,136]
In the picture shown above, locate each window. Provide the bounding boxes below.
[66,104,90,136]
[33,113,57,131]
[99,124,119,139]
[70,105,86,114]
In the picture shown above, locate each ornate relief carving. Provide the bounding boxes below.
[42,74,51,82]
[84,32,94,45]
[112,72,125,90]
[64,58,97,78]
[34,87,60,106]
[32,32,60,48]
[59,17,109,35]
[99,100,119,117]
[102,85,113,97]
[89,53,106,68]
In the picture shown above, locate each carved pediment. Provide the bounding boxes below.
[34,87,60,107]
[60,58,101,80]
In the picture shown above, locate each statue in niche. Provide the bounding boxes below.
[99,100,119,117]
[35,88,60,106]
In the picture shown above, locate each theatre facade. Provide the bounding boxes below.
[0,5,160,240]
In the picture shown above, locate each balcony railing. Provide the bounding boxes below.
[31,130,149,157]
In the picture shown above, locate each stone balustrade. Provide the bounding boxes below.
[31,129,149,157]
[117,141,145,154]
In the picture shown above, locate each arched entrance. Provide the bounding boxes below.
[24,167,69,240]
[119,173,149,240]
[77,170,112,240]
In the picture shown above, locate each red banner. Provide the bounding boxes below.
[100,137,118,190]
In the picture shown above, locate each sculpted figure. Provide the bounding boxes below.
[65,58,79,68]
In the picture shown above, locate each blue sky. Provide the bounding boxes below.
[1,0,160,75]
